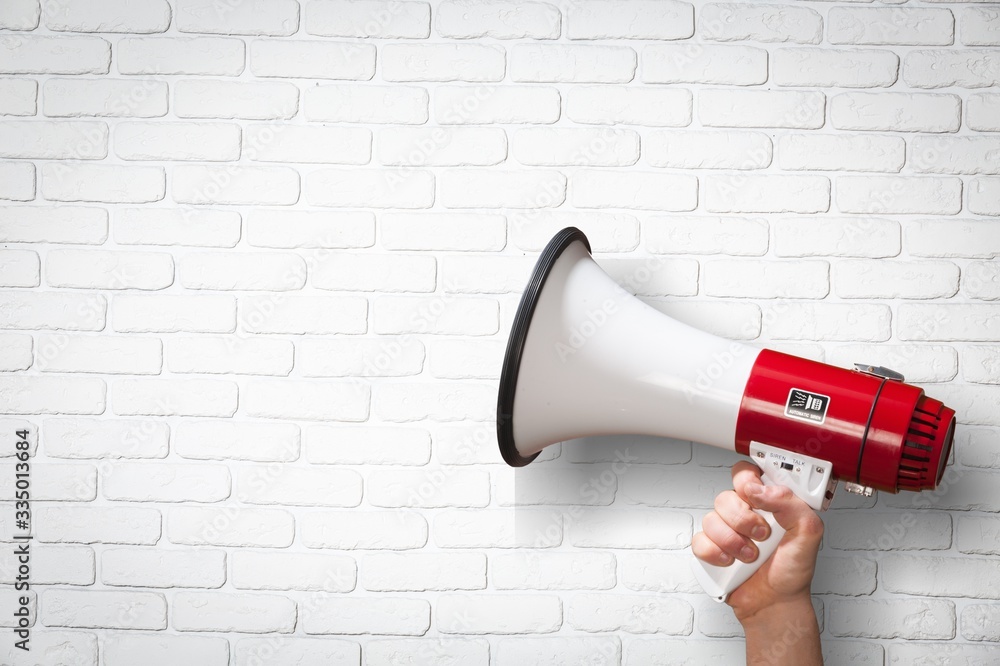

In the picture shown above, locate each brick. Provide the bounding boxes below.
[0,206,106,244]
[236,465,361,506]
[704,259,828,298]
[36,335,161,375]
[435,85,559,124]
[0,419,36,459]
[962,604,1000,641]
[251,40,374,80]
[434,509,562,549]
[628,640,743,665]
[247,210,373,249]
[441,169,564,209]
[236,638,360,666]
[0,120,106,159]
[306,0,429,38]
[0,79,36,116]
[2,631,96,666]
[907,219,1000,258]
[821,642,884,666]
[645,216,767,256]
[970,176,1000,215]
[102,548,226,588]
[40,164,164,204]
[174,592,295,633]
[45,0,169,32]
[306,168,433,208]
[118,36,245,76]
[175,79,298,120]
[513,127,637,167]
[884,468,1000,509]
[0,35,109,74]
[365,639,486,666]
[104,463,230,503]
[773,47,899,88]
[963,346,1000,384]
[968,93,1000,130]
[567,594,692,634]
[0,376,104,415]
[174,421,299,462]
[46,249,172,290]
[240,294,366,335]
[115,208,240,247]
[165,336,291,376]
[35,505,160,544]
[232,551,355,592]
[302,510,427,549]
[883,554,1000,598]
[245,379,369,422]
[511,44,636,83]
[0,0,39,30]
[306,424,430,465]
[565,85,691,127]
[492,552,616,590]
[825,511,952,551]
[494,465,617,507]
[829,7,954,45]
[646,130,771,169]
[890,643,998,664]
[168,506,293,547]
[0,461,94,501]
[905,49,1000,88]
[898,303,1000,341]
[369,468,488,508]
[438,0,558,38]
[838,176,962,214]
[827,344,957,383]
[763,303,891,341]
[572,170,696,211]
[431,423,510,465]
[441,255,535,293]
[113,378,237,418]
[246,124,370,164]
[497,637,620,666]
[381,212,504,251]
[956,427,1000,466]
[178,251,304,291]
[176,0,298,35]
[831,92,961,132]
[829,599,955,639]
[702,3,822,43]
[0,249,37,287]
[568,508,691,549]
[172,165,299,206]
[643,44,765,85]
[312,253,435,292]
[114,294,235,333]
[43,78,167,118]
[621,552,699,594]
[44,418,168,459]
[568,1,692,39]
[911,136,1000,175]
[962,7,1000,45]
[957,516,1000,555]
[306,84,427,124]
[362,552,484,591]
[437,594,560,634]
[835,260,959,298]
[377,126,505,167]
[429,339,504,379]
[42,590,166,630]
[0,333,30,370]
[383,44,504,82]
[104,635,229,666]
[374,382,494,421]
[304,597,429,636]
[778,134,903,172]
[705,174,829,213]
[0,162,33,200]
[297,337,423,378]
[700,89,825,128]
[115,121,241,161]
[511,211,639,252]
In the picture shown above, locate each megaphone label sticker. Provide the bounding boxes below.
[784,388,830,424]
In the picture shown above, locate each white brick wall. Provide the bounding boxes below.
[1,0,998,663]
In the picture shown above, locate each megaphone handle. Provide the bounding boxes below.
[691,474,787,603]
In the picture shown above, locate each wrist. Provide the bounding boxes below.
[735,592,815,629]
[739,595,822,666]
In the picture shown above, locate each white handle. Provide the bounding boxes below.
[692,475,786,603]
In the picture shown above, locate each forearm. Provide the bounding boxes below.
[740,596,822,666]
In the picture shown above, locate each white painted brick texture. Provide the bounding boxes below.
[0,0,995,662]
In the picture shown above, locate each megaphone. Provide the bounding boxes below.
[497,228,956,602]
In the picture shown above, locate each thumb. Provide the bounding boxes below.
[745,483,824,541]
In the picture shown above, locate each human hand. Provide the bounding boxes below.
[692,460,824,625]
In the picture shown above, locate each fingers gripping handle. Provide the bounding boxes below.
[691,442,837,603]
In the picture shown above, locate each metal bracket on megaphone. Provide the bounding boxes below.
[691,442,837,603]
